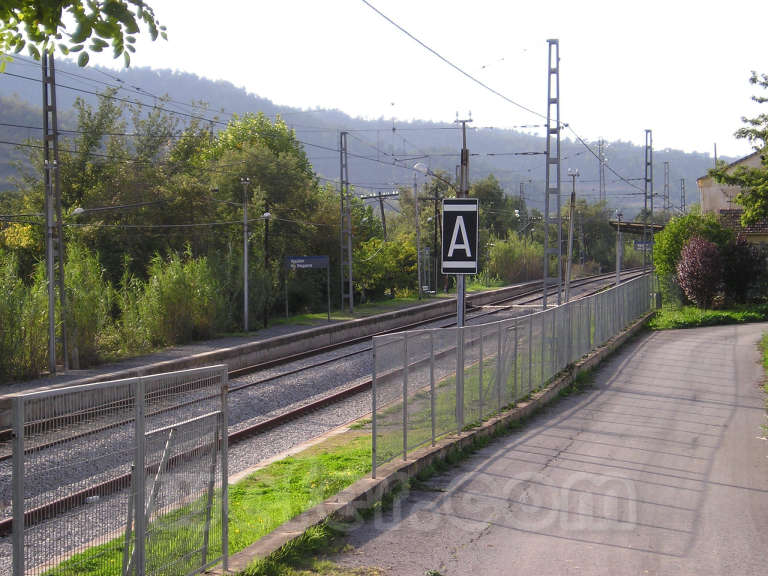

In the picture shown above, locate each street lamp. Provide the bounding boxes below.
[241,177,250,332]
[262,210,271,328]
[565,168,579,302]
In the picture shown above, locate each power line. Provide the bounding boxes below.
[360,0,546,121]
[359,2,643,197]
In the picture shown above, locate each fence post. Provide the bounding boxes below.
[513,322,519,403]
[457,327,465,433]
[528,314,533,393]
[135,378,146,576]
[430,332,436,446]
[220,370,229,572]
[12,396,24,576]
[372,341,378,478]
[539,312,545,388]
[496,323,503,411]
[479,328,484,421]
[402,332,409,460]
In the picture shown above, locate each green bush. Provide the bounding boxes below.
[0,253,48,382]
[487,233,543,284]
[137,248,223,347]
[64,243,113,367]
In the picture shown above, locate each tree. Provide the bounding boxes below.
[710,72,768,224]
[653,208,732,279]
[676,236,721,309]
[0,0,166,69]
[720,235,761,303]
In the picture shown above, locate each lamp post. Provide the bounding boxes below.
[414,171,422,300]
[565,168,579,302]
[262,210,271,328]
[241,177,250,332]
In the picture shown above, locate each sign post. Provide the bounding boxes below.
[284,256,331,321]
[442,198,478,327]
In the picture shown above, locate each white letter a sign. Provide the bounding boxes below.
[448,216,472,257]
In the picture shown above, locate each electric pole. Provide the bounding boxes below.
[598,139,606,203]
[543,38,562,308]
[456,116,472,327]
[680,178,687,213]
[565,169,578,302]
[241,177,250,332]
[339,131,353,313]
[643,129,653,271]
[42,52,69,373]
[663,161,670,213]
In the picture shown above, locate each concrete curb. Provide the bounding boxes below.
[216,310,653,574]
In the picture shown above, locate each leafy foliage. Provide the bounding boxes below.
[653,209,732,279]
[676,236,722,308]
[710,72,768,224]
[486,232,543,284]
[0,251,48,382]
[0,0,166,69]
[720,235,762,303]
[64,242,112,366]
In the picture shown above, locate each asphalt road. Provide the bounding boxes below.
[335,323,768,576]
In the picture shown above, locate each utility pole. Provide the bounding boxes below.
[42,52,69,373]
[359,190,399,240]
[339,131,353,313]
[241,177,250,332]
[543,38,562,308]
[414,172,422,300]
[598,139,606,203]
[663,161,670,213]
[565,169,578,302]
[456,116,472,327]
[263,205,270,328]
[643,129,653,271]
[680,178,687,213]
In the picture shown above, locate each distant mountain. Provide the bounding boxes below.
[0,57,725,217]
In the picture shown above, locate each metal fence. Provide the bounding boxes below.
[371,273,654,477]
[9,365,229,576]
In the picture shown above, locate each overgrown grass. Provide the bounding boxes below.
[44,434,372,576]
[649,304,768,330]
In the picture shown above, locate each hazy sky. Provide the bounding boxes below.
[81,0,767,158]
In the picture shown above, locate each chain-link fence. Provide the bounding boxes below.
[8,365,228,576]
[372,274,654,477]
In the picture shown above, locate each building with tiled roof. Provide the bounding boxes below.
[697,150,768,244]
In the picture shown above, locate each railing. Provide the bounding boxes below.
[371,274,654,477]
[9,365,229,576]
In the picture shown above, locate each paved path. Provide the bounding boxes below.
[336,323,768,575]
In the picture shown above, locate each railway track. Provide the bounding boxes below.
[0,269,645,538]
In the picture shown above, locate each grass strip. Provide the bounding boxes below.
[42,433,373,576]
[649,304,768,330]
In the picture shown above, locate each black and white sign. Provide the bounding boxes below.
[442,198,478,274]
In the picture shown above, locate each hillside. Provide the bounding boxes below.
[0,56,722,216]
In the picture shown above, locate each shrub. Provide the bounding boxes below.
[0,253,48,382]
[654,209,732,278]
[676,236,722,308]
[64,243,113,367]
[721,235,762,303]
[487,233,543,284]
[138,248,223,347]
